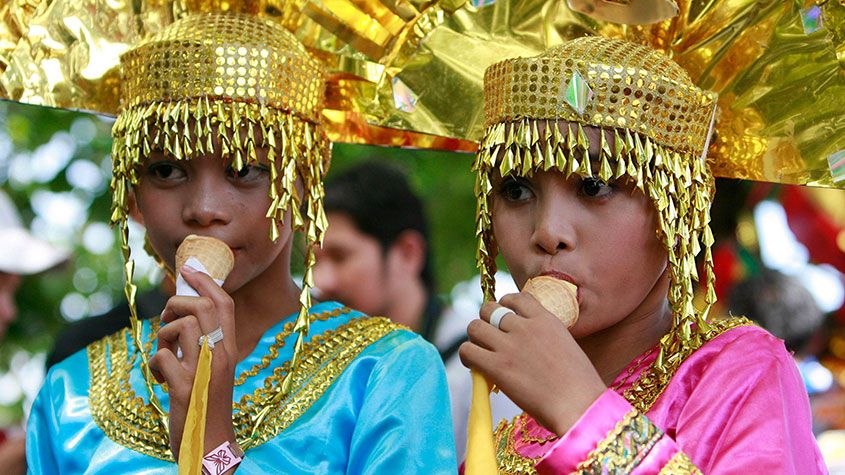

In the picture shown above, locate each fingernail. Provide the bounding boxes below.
[182,264,198,273]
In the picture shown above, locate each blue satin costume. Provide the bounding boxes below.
[27,301,457,474]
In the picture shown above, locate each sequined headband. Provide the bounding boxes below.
[475,36,719,389]
[483,36,717,155]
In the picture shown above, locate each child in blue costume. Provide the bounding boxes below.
[27,13,455,474]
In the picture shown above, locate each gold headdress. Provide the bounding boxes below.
[477,34,718,378]
[111,12,329,450]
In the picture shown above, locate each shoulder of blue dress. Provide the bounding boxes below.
[307,302,423,349]
[307,301,397,332]
[45,343,92,388]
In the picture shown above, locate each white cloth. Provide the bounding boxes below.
[174,256,224,297]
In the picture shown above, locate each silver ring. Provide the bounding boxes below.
[489,306,514,330]
[198,326,224,349]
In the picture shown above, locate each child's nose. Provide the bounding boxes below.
[182,183,232,227]
[531,200,576,255]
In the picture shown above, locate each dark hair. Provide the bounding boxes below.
[729,268,824,352]
[324,160,435,294]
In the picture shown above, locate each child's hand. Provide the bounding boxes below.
[149,265,238,460]
[460,292,606,436]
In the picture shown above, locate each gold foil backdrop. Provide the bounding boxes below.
[2,0,845,186]
[301,0,845,189]
[0,0,471,150]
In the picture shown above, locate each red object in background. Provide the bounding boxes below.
[781,186,845,274]
[780,185,845,320]
[0,428,7,445]
[712,243,741,302]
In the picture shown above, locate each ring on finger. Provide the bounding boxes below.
[198,326,224,349]
[489,306,514,330]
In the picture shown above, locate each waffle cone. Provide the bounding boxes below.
[175,235,235,281]
[523,276,579,328]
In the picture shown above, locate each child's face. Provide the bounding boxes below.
[491,166,669,338]
[133,147,291,294]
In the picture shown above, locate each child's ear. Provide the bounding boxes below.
[127,191,144,226]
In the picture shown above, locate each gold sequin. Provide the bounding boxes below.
[659,452,703,474]
[120,14,324,123]
[483,37,716,163]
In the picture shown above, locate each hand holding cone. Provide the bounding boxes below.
[173,235,234,475]
[466,277,578,474]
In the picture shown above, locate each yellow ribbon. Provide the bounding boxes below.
[178,340,212,475]
[465,369,497,474]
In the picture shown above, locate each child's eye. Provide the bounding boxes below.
[226,164,269,181]
[497,177,534,202]
[580,177,613,198]
[147,162,186,181]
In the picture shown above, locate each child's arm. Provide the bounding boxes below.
[535,329,826,474]
[346,331,458,474]
[534,390,696,474]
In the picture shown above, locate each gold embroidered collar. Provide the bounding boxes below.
[88,311,400,461]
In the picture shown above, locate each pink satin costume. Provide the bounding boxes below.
[485,323,825,474]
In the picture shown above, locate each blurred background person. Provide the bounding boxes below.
[313,160,520,459]
[0,188,68,475]
[314,161,438,337]
[0,190,69,340]
[729,268,828,357]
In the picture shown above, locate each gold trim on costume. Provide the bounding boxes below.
[493,416,539,475]
[88,314,402,461]
[659,452,703,475]
[573,410,663,474]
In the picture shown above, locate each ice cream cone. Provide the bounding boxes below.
[523,276,579,327]
[175,234,234,281]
